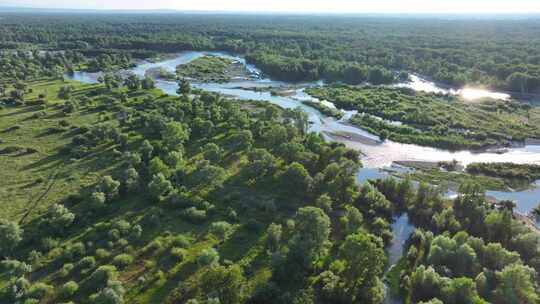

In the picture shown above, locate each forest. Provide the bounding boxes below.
[0,12,539,304]
[1,14,540,92]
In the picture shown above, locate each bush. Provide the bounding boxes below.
[112,254,134,269]
[61,281,79,298]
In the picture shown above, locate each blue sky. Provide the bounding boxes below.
[4,0,540,13]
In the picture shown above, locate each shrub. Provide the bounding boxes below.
[113,254,134,269]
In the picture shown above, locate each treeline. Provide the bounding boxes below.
[467,162,540,184]
[0,50,84,81]
[1,14,540,90]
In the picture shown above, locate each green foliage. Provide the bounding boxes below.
[61,281,79,298]
[197,248,220,267]
[112,254,134,269]
[0,220,23,256]
[288,207,331,268]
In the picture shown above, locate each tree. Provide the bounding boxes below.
[197,248,220,267]
[97,176,121,201]
[339,232,385,303]
[61,281,79,298]
[441,277,482,304]
[123,167,140,192]
[200,265,246,304]
[493,263,539,304]
[227,130,253,152]
[243,148,277,183]
[189,162,226,191]
[140,140,154,162]
[149,157,171,178]
[202,143,222,163]
[209,221,232,241]
[288,207,331,268]
[141,76,155,89]
[177,78,191,95]
[58,85,74,100]
[379,129,389,141]
[410,265,443,302]
[123,73,140,91]
[341,206,363,234]
[266,223,282,252]
[89,191,106,208]
[90,286,124,304]
[281,162,312,196]
[0,220,23,256]
[148,173,173,201]
[42,204,75,234]
[161,121,189,151]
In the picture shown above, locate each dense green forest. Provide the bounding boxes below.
[0,12,539,304]
[1,14,540,91]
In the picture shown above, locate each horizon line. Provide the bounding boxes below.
[2,5,540,15]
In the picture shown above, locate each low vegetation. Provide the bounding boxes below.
[176,55,248,83]
[307,85,540,149]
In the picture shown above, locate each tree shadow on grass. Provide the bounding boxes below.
[22,150,66,171]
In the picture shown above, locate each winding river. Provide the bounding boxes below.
[66,50,540,214]
[66,51,540,302]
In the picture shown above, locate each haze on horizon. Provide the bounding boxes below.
[3,0,540,14]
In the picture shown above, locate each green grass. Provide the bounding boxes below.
[0,79,115,222]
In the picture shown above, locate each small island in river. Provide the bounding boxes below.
[175,55,255,83]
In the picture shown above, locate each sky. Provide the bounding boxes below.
[4,0,540,14]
